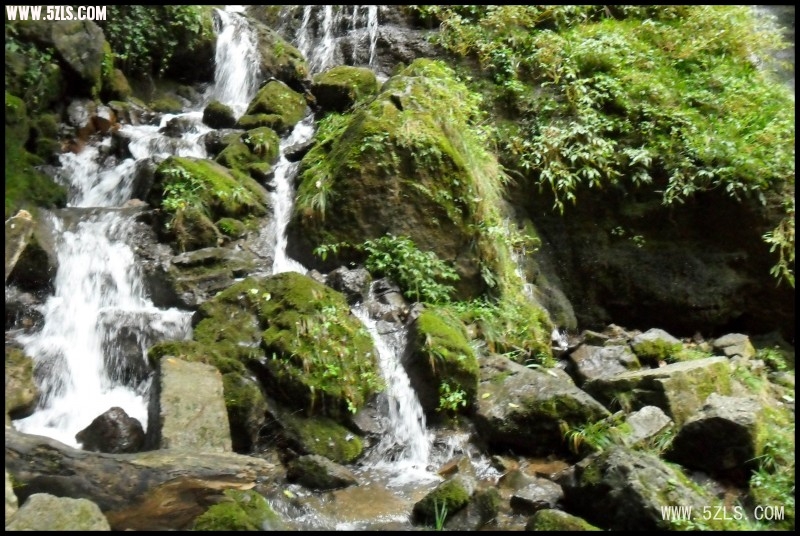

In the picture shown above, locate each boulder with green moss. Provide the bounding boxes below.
[583,356,733,426]
[286,59,510,300]
[286,454,359,490]
[193,489,284,531]
[5,93,67,219]
[277,412,364,464]
[525,509,602,531]
[182,273,382,421]
[412,474,475,526]
[630,328,683,366]
[150,156,269,251]
[311,65,379,114]
[215,127,280,179]
[202,100,237,129]
[5,346,39,421]
[404,307,479,418]
[473,355,610,457]
[251,24,310,92]
[241,80,307,134]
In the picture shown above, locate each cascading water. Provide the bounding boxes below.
[352,301,432,476]
[206,6,261,118]
[12,132,196,449]
[292,5,381,72]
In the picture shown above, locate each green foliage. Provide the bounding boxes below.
[315,234,460,304]
[756,345,790,372]
[749,406,795,530]
[414,5,795,287]
[438,381,467,413]
[4,24,58,112]
[100,6,211,79]
[433,498,448,530]
[561,413,630,455]
[446,295,552,365]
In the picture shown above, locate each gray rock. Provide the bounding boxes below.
[6,493,110,531]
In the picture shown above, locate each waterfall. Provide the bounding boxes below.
[206,6,261,118]
[352,301,432,475]
[13,127,195,448]
[270,117,315,276]
[292,5,381,72]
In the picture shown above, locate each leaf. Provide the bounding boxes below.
[481,392,492,399]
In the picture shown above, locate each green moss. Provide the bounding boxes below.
[631,339,682,365]
[216,217,247,238]
[413,307,479,414]
[202,100,236,129]
[244,80,307,133]
[413,476,472,525]
[236,113,284,131]
[527,509,603,531]
[193,489,281,531]
[5,92,67,219]
[281,412,364,464]
[311,65,380,113]
[149,96,184,113]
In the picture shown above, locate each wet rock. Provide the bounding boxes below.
[567,344,640,385]
[286,454,359,490]
[326,266,371,305]
[711,333,757,359]
[75,406,145,454]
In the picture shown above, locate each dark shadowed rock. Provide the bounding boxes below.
[76,407,145,454]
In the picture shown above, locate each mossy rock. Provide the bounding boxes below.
[193,489,283,531]
[244,80,307,134]
[216,217,247,238]
[189,274,382,421]
[280,412,364,464]
[149,95,184,113]
[215,128,280,178]
[222,372,269,453]
[311,65,380,114]
[413,475,474,526]
[630,329,683,366]
[286,59,509,300]
[5,346,39,419]
[5,92,67,219]
[152,156,269,230]
[405,307,479,418]
[203,100,237,129]
[525,509,603,531]
[252,25,309,92]
[235,113,284,131]
[164,206,221,252]
[255,272,382,418]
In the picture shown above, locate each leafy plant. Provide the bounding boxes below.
[438,381,467,413]
[99,6,211,78]
[562,414,630,455]
[413,5,795,287]
[433,498,448,530]
[315,234,460,304]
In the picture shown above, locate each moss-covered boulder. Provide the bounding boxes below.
[525,509,603,531]
[630,328,683,366]
[251,23,309,93]
[311,65,379,114]
[5,346,39,421]
[278,412,364,464]
[5,93,67,219]
[215,127,280,180]
[150,156,269,251]
[253,272,382,418]
[473,355,610,457]
[193,489,284,531]
[202,100,237,129]
[5,493,111,531]
[286,59,509,300]
[222,373,269,453]
[286,454,359,490]
[583,356,733,426]
[412,474,475,526]
[242,80,307,134]
[404,307,479,418]
[184,273,382,421]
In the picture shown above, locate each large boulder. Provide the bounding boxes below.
[286,59,510,300]
[583,356,733,425]
[311,65,379,114]
[473,355,610,456]
[75,407,145,454]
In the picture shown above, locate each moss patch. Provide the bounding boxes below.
[193,489,282,531]
[280,412,364,464]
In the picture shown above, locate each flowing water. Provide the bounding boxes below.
[12,4,487,527]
